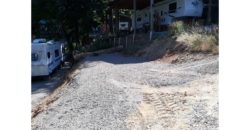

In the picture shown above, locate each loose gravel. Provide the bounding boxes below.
[32,53,218,130]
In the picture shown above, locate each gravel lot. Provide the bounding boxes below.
[32,53,218,130]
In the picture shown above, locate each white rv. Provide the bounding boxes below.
[32,39,63,76]
[164,0,203,19]
[131,10,145,30]
[141,8,150,26]
[132,0,203,29]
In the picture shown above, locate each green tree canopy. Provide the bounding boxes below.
[32,0,110,53]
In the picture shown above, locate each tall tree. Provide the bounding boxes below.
[32,0,109,58]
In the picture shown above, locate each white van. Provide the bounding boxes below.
[32,39,62,76]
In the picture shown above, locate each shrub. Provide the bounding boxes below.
[169,21,218,54]
[176,28,218,54]
[192,35,217,52]
[169,21,187,35]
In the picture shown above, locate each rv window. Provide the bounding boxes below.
[47,52,51,59]
[161,11,163,16]
[32,53,38,61]
[55,50,59,57]
[145,13,147,17]
[169,2,177,13]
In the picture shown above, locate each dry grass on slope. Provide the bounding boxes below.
[135,23,219,61]
[176,32,218,54]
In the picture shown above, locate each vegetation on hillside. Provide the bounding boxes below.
[171,21,219,54]
[130,21,219,61]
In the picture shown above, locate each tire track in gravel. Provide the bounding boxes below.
[129,87,191,130]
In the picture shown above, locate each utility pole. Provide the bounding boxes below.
[133,0,136,44]
[150,0,154,41]
[207,0,212,24]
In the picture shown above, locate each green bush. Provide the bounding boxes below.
[169,21,187,35]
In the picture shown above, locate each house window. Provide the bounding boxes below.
[55,49,59,57]
[169,2,177,13]
[47,52,51,59]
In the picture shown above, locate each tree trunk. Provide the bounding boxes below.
[75,20,80,50]
[62,25,75,65]
[207,0,212,24]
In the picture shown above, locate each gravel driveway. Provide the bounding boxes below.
[32,65,71,108]
[32,53,218,130]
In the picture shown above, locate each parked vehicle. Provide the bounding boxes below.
[132,0,203,30]
[32,39,63,77]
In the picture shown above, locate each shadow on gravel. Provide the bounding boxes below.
[32,68,67,94]
[31,51,87,94]
[84,53,147,65]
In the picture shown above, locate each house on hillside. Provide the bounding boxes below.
[106,0,218,43]
[109,0,218,32]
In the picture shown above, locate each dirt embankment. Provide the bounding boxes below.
[130,28,219,63]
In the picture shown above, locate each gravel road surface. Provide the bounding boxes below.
[32,53,218,130]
